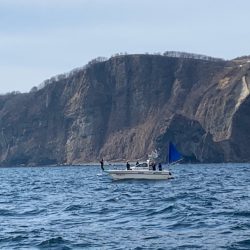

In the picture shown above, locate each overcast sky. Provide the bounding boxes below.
[0,0,250,94]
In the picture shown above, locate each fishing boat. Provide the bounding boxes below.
[102,142,182,180]
[104,169,173,180]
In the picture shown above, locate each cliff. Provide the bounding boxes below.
[1,53,250,166]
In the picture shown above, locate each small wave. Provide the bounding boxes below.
[174,192,191,200]
[220,230,232,234]
[189,235,203,238]
[88,206,111,215]
[37,236,71,249]
[12,235,29,242]
[103,197,119,202]
[122,193,132,197]
[167,221,193,230]
[236,239,250,246]
[93,187,105,191]
[72,242,95,248]
[1,235,29,243]
[234,211,250,217]
[0,209,15,216]
[161,196,176,202]
[229,239,250,249]
[115,219,131,224]
[64,204,83,211]
[143,235,160,240]
[19,208,46,216]
[217,210,250,218]
[177,244,202,249]
[231,224,244,230]
[146,205,175,216]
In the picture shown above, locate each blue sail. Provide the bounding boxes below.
[168,142,182,164]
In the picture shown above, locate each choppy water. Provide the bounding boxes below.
[0,164,250,249]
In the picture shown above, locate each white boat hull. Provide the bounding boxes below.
[105,170,173,180]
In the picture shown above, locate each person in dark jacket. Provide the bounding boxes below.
[158,163,162,171]
[126,161,131,170]
[100,158,104,171]
[152,162,156,171]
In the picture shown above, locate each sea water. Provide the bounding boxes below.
[0,164,249,250]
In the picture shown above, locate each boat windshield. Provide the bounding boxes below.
[135,162,148,168]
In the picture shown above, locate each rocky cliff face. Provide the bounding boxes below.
[1,54,250,166]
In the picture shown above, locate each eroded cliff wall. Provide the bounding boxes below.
[1,54,250,165]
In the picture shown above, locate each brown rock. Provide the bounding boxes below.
[1,53,250,166]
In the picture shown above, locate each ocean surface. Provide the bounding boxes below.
[0,164,249,250]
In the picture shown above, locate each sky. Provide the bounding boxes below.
[0,0,250,94]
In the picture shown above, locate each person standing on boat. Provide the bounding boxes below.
[152,162,156,171]
[126,161,131,170]
[158,163,162,171]
[100,158,104,171]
